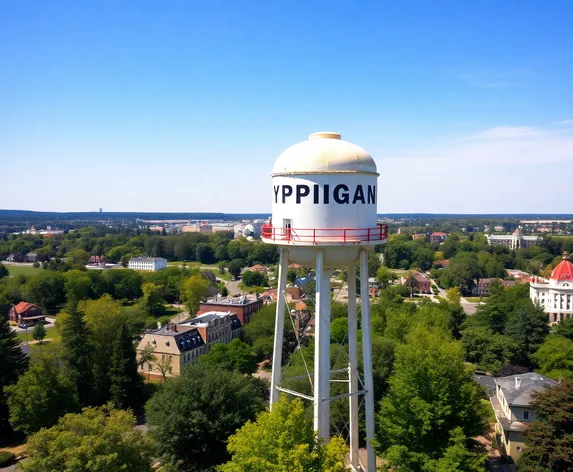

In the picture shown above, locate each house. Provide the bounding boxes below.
[491,372,557,461]
[471,278,516,296]
[261,287,305,304]
[200,294,263,325]
[88,255,108,267]
[292,301,310,336]
[402,271,431,294]
[136,323,206,377]
[530,253,573,323]
[430,232,448,244]
[127,257,167,271]
[25,253,38,262]
[412,233,427,241]
[9,302,45,325]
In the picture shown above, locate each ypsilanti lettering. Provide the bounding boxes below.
[274,184,376,205]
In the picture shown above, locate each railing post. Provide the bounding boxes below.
[344,229,346,243]
[367,228,371,241]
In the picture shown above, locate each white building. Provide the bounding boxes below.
[530,253,573,323]
[487,228,539,250]
[128,257,167,271]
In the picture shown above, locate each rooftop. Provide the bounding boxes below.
[550,253,573,281]
[130,257,167,262]
[203,295,260,306]
[495,372,557,406]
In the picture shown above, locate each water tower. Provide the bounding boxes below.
[262,132,387,472]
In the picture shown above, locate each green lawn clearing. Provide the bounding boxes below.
[4,265,44,277]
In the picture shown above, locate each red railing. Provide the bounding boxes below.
[261,223,388,244]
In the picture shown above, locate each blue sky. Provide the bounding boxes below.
[1,1,572,214]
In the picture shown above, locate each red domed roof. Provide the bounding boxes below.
[550,254,573,281]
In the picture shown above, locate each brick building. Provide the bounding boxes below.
[9,302,45,325]
[200,294,263,325]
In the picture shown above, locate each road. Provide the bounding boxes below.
[224,279,243,296]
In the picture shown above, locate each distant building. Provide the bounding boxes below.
[494,225,504,232]
[487,228,539,250]
[9,302,45,325]
[88,255,108,267]
[402,271,431,294]
[234,222,263,239]
[25,252,38,262]
[246,264,268,273]
[412,233,427,241]
[530,253,573,323]
[199,294,263,325]
[261,286,305,304]
[491,373,557,461]
[471,278,516,296]
[430,232,448,244]
[128,257,167,271]
[136,323,206,377]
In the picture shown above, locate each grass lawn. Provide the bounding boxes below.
[5,265,44,277]
[465,296,486,303]
[15,326,59,343]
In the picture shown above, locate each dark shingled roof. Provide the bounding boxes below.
[495,372,557,406]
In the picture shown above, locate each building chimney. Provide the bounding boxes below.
[515,377,522,389]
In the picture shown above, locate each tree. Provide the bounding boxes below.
[65,248,90,268]
[138,282,165,316]
[0,263,8,278]
[81,295,125,405]
[23,271,65,311]
[138,343,156,381]
[32,323,46,344]
[60,305,93,406]
[504,305,549,366]
[109,322,143,410]
[5,345,79,435]
[376,266,397,289]
[63,269,91,309]
[228,258,246,279]
[218,396,347,472]
[518,380,573,472]
[446,287,461,305]
[375,326,485,462]
[534,335,573,381]
[155,355,173,382]
[0,312,28,435]
[182,274,209,317]
[221,286,229,297]
[146,363,265,472]
[242,270,268,287]
[20,406,155,472]
[555,317,573,342]
[198,338,257,375]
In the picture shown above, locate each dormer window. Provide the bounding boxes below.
[523,411,530,420]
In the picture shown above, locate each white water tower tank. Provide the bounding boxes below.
[263,132,385,268]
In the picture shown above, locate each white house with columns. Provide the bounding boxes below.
[487,228,539,250]
[530,253,573,323]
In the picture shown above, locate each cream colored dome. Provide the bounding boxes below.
[271,132,378,176]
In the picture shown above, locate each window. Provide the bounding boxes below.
[523,411,530,420]
[517,446,522,452]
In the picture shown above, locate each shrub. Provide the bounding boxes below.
[0,451,16,467]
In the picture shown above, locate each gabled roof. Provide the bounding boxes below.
[14,302,41,313]
[550,254,573,281]
[495,372,557,406]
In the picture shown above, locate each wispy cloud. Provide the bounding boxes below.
[464,126,541,141]
[457,68,531,89]
[557,119,573,125]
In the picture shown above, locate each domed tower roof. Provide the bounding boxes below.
[271,132,378,176]
[550,252,573,281]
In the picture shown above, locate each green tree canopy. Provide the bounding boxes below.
[375,326,485,462]
[0,312,28,435]
[109,321,143,410]
[218,396,347,472]
[182,274,209,317]
[32,323,46,343]
[534,335,573,381]
[20,405,155,472]
[518,380,573,472]
[146,363,265,471]
[197,338,257,375]
[60,305,93,406]
[6,345,79,435]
